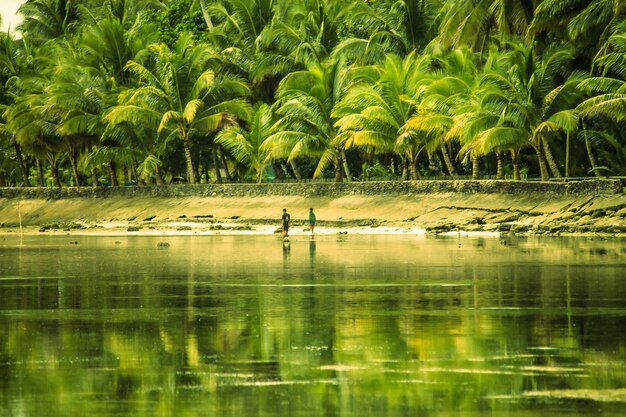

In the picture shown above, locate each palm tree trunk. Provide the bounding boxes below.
[211,144,222,184]
[14,143,31,187]
[183,139,196,184]
[280,162,291,179]
[155,166,165,186]
[334,155,343,182]
[401,158,409,180]
[535,148,550,181]
[219,147,232,181]
[409,160,420,180]
[51,159,61,188]
[496,153,504,180]
[69,149,81,187]
[341,149,352,182]
[565,132,570,178]
[471,156,480,180]
[289,159,302,181]
[109,161,119,186]
[36,160,45,187]
[91,169,98,187]
[441,143,457,178]
[541,137,561,178]
[584,132,602,177]
[511,151,521,181]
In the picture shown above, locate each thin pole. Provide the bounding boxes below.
[18,200,23,235]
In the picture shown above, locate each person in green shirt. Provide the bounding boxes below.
[308,207,317,237]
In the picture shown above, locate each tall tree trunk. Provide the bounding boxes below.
[340,149,352,182]
[401,158,409,180]
[109,161,119,186]
[496,152,504,180]
[541,136,561,178]
[289,159,302,181]
[334,155,343,182]
[441,143,457,178]
[471,156,480,180]
[219,147,232,181]
[14,143,31,187]
[36,159,45,187]
[183,139,196,184]
[211,144,222,184]
[584,131,602,177]
[565,132,570,177]
[51,160,61,188]
[154,166,165,186]
[198,161,207,184]
[69,149,81,187]
[409,159,420,180]
[535,147,550,181]
[280,162,291,180]
[272,162,284,180]
[427,151,441,177]
[511,151,521,181]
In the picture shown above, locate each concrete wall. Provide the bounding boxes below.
[1,179,623,200]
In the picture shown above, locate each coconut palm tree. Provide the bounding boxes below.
[334,52,434,179]
[264,58,352,181]
[438,0,539,51]
[333,0,442,64]
[216,103,273,183]
[404,47,482,178]
[465,41,586,180]
[529,0,625,57]
[105,32,251,184]
[576,22,626,176]
[18,0,83,43]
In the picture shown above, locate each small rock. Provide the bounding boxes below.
[157,242,170,248]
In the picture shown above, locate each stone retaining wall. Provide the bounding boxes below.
[0,179,623,200]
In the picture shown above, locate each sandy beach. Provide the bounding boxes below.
[1,181,625,237]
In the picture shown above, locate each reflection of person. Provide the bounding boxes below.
[308,208,316,237]
[281,208,291,236]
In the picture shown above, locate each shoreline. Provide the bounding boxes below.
[1,180,625,238]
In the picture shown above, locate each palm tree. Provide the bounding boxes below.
[75,15,160,185]
[106,33,251,184]
[216,103,273,183]
[438,0,539,51]
[0,31,32,186]
[333,0,442,64]
[529,0,625,57]
[334,52,431,179]
[405,47,482,178]
[576,22,626,176]
[465,41,585,180]
[18,0,82,43]
[264,58,352,181]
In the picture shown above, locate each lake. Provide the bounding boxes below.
[1,233,625,417]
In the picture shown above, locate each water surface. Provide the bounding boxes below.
[1,234,625,417]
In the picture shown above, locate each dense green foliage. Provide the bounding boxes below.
[0,0,624,186]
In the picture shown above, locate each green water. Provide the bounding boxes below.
[1,234,625,417]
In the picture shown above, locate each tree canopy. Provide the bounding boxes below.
[0,0,624,187]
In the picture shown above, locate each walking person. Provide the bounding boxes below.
[309,207,316,238]
[281,208,291,237]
